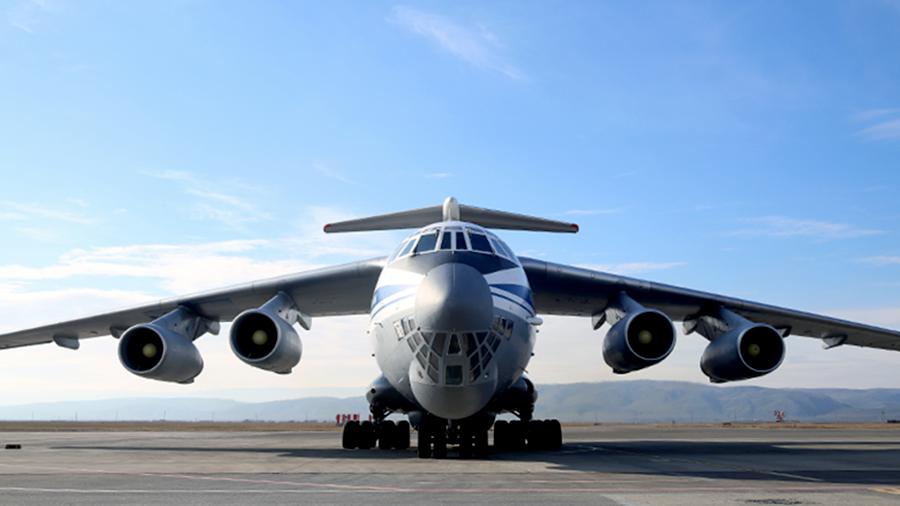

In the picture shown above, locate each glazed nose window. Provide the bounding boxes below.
[448,334,461,355]
[445,365,463,385]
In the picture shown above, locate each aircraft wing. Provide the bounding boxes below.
[520,257,900,352]
[0,258,386,351]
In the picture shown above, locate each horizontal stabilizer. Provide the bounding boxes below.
[324,197,578,234]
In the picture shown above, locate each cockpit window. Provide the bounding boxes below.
[388,240,407,262]
[414,232,438,254]
[490,238,516,260]
[398,238,416,257]
[468,233,493,253]
[439,231,453,250]
[455,231,469,250]
[389,226,516,263]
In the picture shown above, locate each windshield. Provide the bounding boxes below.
[389,225,518,264]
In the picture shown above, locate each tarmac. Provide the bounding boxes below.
[0,424,898,505]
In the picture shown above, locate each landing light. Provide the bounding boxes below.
[252,330,269,346]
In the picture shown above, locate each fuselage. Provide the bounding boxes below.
[368,221,536,420]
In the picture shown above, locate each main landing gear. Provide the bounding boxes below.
[341,416,562,458]
[342,420,411,450]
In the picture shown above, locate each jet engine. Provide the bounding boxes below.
[230,292,308,374]
[118,307,214,384]
[700,322,785,383]
[601,294,677,373]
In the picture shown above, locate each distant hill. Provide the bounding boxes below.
[1,381,899,423]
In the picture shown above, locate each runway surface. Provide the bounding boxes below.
[0,424,898,505]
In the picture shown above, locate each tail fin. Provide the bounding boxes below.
[323,197,578,234]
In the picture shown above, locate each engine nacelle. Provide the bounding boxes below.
[700,323,785,383]
[230,293,307,374]
[603,307,676,374]
[118,307,208,384]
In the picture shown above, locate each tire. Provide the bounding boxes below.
[417,423,432,459]
[458,428,473,459]
[549,419,563,450]
[432,433,447,459]
[396,421,411,450]
[508,420,526,451]
[359,421,376,450]
[493,420,508,451]
[475,429,488,456]
[377,421,396,450]
[342,421,359,449]
[526,420,546,451]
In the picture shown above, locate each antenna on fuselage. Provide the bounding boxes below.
[323,197,579,234]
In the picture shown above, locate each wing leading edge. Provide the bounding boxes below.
[0,258,386,351]
[521,257,900,352]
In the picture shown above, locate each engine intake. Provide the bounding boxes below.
[118,307,211,384]
[230,292,307,374]
[701,323,785,383]
[601,294,676,373]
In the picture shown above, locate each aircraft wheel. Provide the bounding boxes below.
[526,420,546,450]
[493,420,508,451]
[548,419,563,450]
[475,429,489,456]
[508,420,526,451]
[358,421,376,449]
[342,421,360,449]
[432,431,447,459]
[416,422,432,458]
[396,421,411,450]
[458,428,474,459]
[377,421,396,450]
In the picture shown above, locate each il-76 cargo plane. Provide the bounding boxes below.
[2,198,899,458]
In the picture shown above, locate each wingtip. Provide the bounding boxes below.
[323,223,332,233]
[570,223,579,233]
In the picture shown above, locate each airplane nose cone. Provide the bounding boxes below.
[409,365,497,420]
[415,263,493,332]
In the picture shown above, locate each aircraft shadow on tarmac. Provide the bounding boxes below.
[55,439,900,486]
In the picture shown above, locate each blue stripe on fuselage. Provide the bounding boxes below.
[491,283,534,309]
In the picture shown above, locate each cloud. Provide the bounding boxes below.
[6,0,52,33]
[389,5,524,80]
[0,201,93,225]
[0,239,319,295]
[142,170,271,230]
[731,216,883,240]
[860,119,900,141]
[578,262,686,275]
[855,108,900,142]
[313,162,354,184]
[859,256,900,266]
[427,172,453,179]
[853,108,900,121]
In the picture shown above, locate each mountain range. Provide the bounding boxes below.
[1,380,898,423]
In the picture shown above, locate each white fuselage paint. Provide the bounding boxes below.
[367,221,536,420]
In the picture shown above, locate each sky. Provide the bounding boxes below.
[1,0,900,405]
